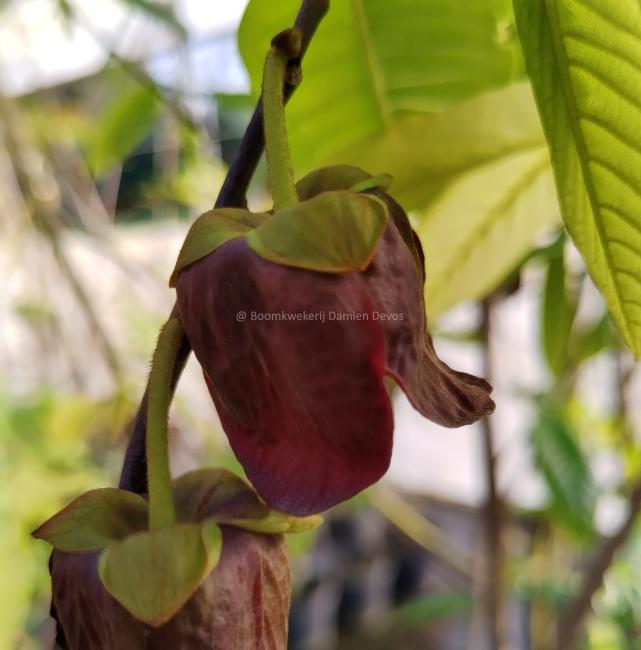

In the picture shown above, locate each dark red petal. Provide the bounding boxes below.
[177,239,393,516]
[363,223,495,427]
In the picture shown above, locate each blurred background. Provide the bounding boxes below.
[2,1,640,648]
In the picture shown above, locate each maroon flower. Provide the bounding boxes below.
[50,527,290,650]
[38,468,314,648]
[173,166,494,516]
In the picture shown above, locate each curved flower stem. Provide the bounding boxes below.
[263,29,302,211]
[147,318,183,529]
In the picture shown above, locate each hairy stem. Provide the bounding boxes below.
[263,29,302,210]
[147,319,184,529]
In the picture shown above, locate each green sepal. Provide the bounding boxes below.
[173,468,322,535]
[349,174,393,194]
[218,511,322,535]
[173,468,268,523]
[169,208,268,287]
[31,488,148,552]
[295,165,373,199]
[247,190,388,273]
[97,522,222,627]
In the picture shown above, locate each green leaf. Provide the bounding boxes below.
[247,191,388,273]
[239,0,524,173]
[173,468,322,534]
[169,209,268,287]
[120,0,186,38]
[98,523,222,627]
[531,410,596,539]
[514,0,641,357]
[87,86,159,177]
[420,145,558,315]
[541,243,576,376]
[317,82,547,212]
[32,488,148,552]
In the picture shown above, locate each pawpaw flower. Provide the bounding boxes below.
[171,32,495,516]
[172,165,494,516]
[49,527,290,650]
[45,477,294,649]
[169,30,494,516]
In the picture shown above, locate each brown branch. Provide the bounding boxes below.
[480,298,505,649]
[119,0,330,491]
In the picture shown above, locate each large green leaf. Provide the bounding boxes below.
[419,141,558,315]
[319,82,547,211]
[410,83,559,315]
[98,522,222,627]
[531,410,595,539]
[514,0,641,357]
[239,0,524,174]
[32,488,148,552]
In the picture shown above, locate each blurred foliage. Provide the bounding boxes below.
[87,84,159,178]
[0,389,132,649]
[531,408,596,541]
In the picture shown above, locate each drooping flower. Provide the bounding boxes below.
[169,30,494,516]
[172,166,495,516]
[37,467,316,647]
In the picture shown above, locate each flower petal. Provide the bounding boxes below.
[177,239,393,515]
[363,221,495,426]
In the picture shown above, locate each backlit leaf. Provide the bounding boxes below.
[514,0,641,357]
[420,146,558,315]
[239,0,524,173]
